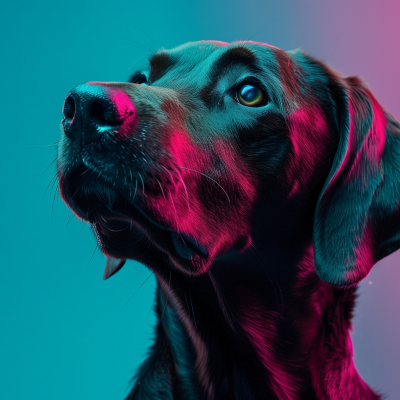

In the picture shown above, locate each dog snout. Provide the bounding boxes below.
[62,83,136,144]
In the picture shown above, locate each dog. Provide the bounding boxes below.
[57,40,400,399]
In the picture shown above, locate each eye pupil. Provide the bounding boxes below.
[240,85,257,100]
[238,84,264,106]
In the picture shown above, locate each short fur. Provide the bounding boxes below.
[58,40,400,399]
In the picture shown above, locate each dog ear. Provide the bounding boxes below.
[313,75,400,287]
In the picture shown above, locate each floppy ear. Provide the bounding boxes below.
[313,75,400,287]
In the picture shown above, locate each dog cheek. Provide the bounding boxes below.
[196,139,257,256]
[237,113,292,180]
[285,103,332,198]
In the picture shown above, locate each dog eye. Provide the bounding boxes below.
[129,72,148,85]
[237,84,265,107]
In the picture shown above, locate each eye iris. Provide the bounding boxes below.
[238,85,263,106]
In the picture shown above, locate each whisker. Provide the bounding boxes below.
[18,142,58,151]
[122,23,159,51]
[79,168,90,177]
[168,192,180,233]
[155,178,167,202]
[105,226,127,233]
[43,172,58,200]
[127,260,146,276]
[161,165,176,190]
[115,272,154,321]
[25,157,57,177]
[65,213,75,228]
[49,173,59,201]
[73,244,99,291]
[176,166,231,205]
[174,167,191,212]
[51,183,59,226]
[138,173,146,197]
[133,178,138,200]
[242,29,270,44]
[128,169,134,201]
[119,40,155,55]
[122,54,150,77]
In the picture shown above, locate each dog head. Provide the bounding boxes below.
[58,40,400,286]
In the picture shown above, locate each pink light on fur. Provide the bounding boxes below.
[286,103,329,197]
[344,222,375,285]
[145,124,257,274]
[85,82,137,138]
[240,298,301,400]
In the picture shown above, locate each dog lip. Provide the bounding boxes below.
[103,202,209,267]
[60,164,209,272]
[171,232,208,260]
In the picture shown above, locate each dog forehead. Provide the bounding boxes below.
[166,40,280,60]
[151,40,284,86]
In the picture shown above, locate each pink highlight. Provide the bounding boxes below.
[144,99,258,274]
[366,90,387,163]
[238,40,281,51]
[85,82,137,138]
[293,247,378,399]
[344,222,375,285]
[275,49,301,102]
[109,90,136,122]
[286,103,330,197]
[199,40,229,48]
[240,298,301,400]
[327,83,387,192]
[146,131,257,273]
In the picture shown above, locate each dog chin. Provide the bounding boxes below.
[94,212,211,277]
[59,168,211,277]
[90,217,212,279]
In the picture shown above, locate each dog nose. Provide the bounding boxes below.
[62,83,136,144]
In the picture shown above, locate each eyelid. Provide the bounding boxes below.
[235,76,266,93]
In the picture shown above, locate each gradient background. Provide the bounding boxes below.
[1,0,399,399]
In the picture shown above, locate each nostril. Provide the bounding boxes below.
[63,95,76,122]
[62,84,136,144]
[89,100,120,127]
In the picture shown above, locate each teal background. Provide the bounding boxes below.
[1,0,399,399]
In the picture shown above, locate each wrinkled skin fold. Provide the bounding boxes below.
[57,40,400,399]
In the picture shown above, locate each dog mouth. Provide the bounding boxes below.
[59,163,208,278]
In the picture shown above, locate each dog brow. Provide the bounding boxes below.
[210,46,262,78]
[200,46,263,108]
[148,52,175,83]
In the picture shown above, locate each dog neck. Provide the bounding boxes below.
[130,194,382,400]
[137,242,379,400]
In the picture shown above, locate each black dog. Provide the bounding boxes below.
[58,40,400,399]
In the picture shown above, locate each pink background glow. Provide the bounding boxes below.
[1,0,399,398]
